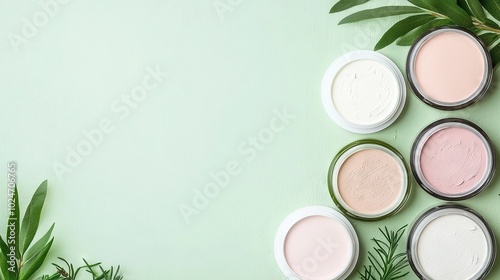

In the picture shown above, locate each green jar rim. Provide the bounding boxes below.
[328,139,411,221]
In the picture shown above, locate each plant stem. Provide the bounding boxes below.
[473,18,500,34]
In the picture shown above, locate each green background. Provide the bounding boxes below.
[1,0,500,279]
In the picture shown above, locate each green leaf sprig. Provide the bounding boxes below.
[330,0,500,66]
[0,181,54,280]
[358,225,409,280]
[0,181,124,280]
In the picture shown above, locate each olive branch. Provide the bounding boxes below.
[330,0,500,66]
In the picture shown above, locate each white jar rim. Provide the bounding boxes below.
[321,50,406,134]
[274,206,359,280]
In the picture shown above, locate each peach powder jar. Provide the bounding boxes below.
[407,26,492,110]
[328,139,410,220]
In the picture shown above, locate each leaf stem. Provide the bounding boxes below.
[473,18,500,34]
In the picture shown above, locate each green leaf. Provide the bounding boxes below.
[434,0,474,27]
[339,6,425,24]
[485,18,500,28]
[479,32,500,46]
[375,14,435,50]
[491,43,500,67]
[481,0,500,22]
[23,224,54,265]
[397,19,453,46]
[407,0,438,11]
[19,238,53,280]
[330,0,370,13]
[19,180,48,255]
[458,0,488,22]
[0,252,8,280]
[0,236,8,258]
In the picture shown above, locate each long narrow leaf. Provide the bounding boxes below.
[0,252,8,280]
[408,0,438,11]
[23,224,54,265]
[397,18,452,46]
[481,0,500,21]
[458,0,488,22]
[479,32,500,46]
[490,43,500,67]
[434,0,473,26]
[19,238,53,280]
[375,14,435,50]
[0,236,8,258]
[330,0,370,13]
[339,6,425,24]
[19,180,48,255]
[485,18,500,29]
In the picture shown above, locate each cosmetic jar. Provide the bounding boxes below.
[328,139,410,220]
[407,26,492,110]
[411,118,495,200]
[274,206,359,280]
[408,204,496,280]
[321,50,406,133]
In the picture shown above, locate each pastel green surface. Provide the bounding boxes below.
[0,0,499,279]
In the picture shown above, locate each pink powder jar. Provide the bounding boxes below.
[411,118,495,200]
[407,26,492,110]
[328,139,411,221]
[274,206,359,280]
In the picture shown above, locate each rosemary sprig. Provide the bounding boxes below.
[358,225,409,280]
[330,0,500,66]
[36,258,123,280]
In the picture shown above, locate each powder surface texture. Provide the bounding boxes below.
[414,31,485,103]
[284,215,353,280]
[417,214,488,279]
[337,148,404,215]
[332,59,399,126]
[420,127,487,195]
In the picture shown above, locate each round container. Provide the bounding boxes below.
[408,204,496,280]
[274,206,359,280]
[321,50,406,133]
[411,118,495,201]
[328,139,410,220]
[407,26,492,110]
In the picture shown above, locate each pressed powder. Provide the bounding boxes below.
[407,26,492,110]
[329,140,410,220]
[411,118,495,200]
[408,205,496,280]
[275,207,359,280]
[322,51,406,133]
